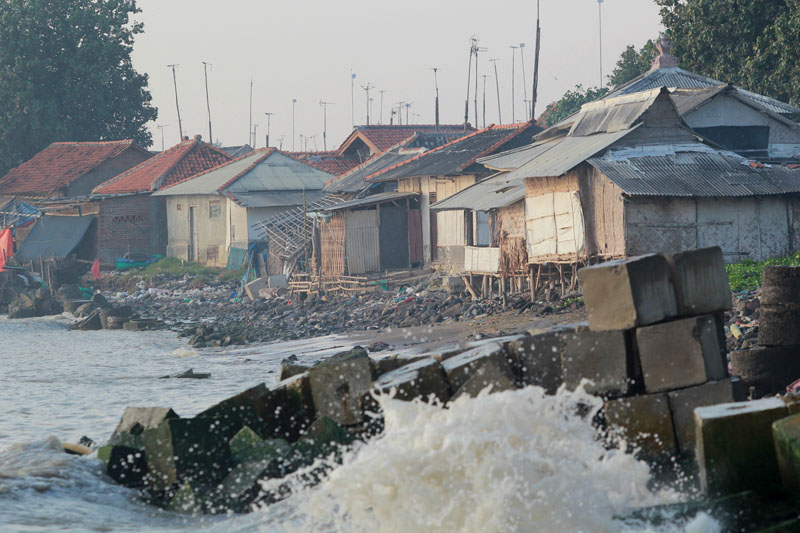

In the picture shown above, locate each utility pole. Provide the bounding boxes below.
[532,0,542,121]
[361,83,374,125]
[167,64,183,141]
[431,68,440,131]
[519,44,528,119]
[264,112,274,148]
[202,61,213,142]
[252,123,258,148]
[396,102,405,125]
[405,103,412,125]
[510,45,518,123]
[157,124,168,151]
[598,0,604,87]
[279,135,285,150]
[474,44,485,128]
[490,58,502,125]
[292,98,297,151]
[350,70,356,127]
[319,101,333,150]
[249,79,253,146]
[464,35,479,130]
[482,75,487,128]
[379,90,386,124]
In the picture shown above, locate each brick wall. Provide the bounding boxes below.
[97,194,165,264]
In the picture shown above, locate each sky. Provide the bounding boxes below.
[131,0,663,152]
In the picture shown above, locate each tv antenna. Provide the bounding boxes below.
[319,101,334,150]
[167,64,183,141]
[361,83,374,125]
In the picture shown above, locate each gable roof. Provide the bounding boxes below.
[431,172,526,212]
[286,151,360,176]
[368,122,541,183]
[669,85,800,129]
[0,140,151,196]
[336,124,472,156]
[220,145,254,158]
[153,149,336,197]
[93,137,232,194]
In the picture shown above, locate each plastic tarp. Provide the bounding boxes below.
[0,228,12,270]
[525,192,585,259]
[15,215,95,262]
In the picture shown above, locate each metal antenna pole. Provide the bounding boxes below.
[350,71,356,127]
[202,62,213,142]
[490,58,502,124]
[519,44,528,119]
[598,0,604,86]
[464,35,478,130]
[264,112,274,148]
[157,124,168,151]
[319,102,334,150]
[482,75,487,128]
[532,0,541,120]
[431,68,440,131]
[249,79,253,146]
[396,102,405,125]
[474,45,485,127]
[253,123,258,149]
[292,98,297,151]
[167,64,183,141]
[510,45,518,123]
[379,90,386,124]
[361,83,374,125]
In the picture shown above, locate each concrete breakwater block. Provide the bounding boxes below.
[441,341,515,392]
[561,325,631,396]
[636,315,727,393]
[109,407,178,449]
[452,360,517,399]
[578,254,677,331]
[773,414,800,496]
[373,358,450,404]
[508,330,563,394]
[196,384,271,440]
[667,379,736,456]
[605,393,677,459]
[263,373,316,441]
[666,246,731,316]
[122,318,163,331]
[97,444,148,487]
[730,347,800,398]
[308,352,374,426]
[695,398,787,496]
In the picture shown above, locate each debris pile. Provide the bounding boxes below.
[0,269,61,318]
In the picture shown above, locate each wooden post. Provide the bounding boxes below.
[501,274,507,306]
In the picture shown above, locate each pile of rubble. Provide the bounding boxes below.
[0,269,61,318]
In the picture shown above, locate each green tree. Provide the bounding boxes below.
[607,39,659,88]
[656,0,800,106]
[0,0,157,176]
[537,85,609,127]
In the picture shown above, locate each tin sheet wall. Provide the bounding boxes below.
[345,209,380,274]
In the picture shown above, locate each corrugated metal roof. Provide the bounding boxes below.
[325,192,417,211]
[431,174,525,211]
[228,190,327,208]
[589,147,800,197]
[503,127,639,180]
[15,215,95,261]
[569,89,662,137]
[609,67,800,117]
[478,140,559,171]
[0,198,40,228]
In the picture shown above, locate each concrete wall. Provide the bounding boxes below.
[165,194,230,267]
[97,194,166,264]
[65,149,151,197]
[625,195,798,262]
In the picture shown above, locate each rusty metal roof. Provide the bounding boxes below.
[431,174,525,211]
[589,146,800,197]
[477,140,559,171]
[325,191,417,211]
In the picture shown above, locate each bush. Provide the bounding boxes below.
[726,252,800,292]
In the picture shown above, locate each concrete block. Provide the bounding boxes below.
[97,444,148,488]
[268,274,288,289]
[166,482,202,514]
[578,254,678,331]
[308,353,373,426]
[109,407,178,449]
[759,305,800,347]
[667,379,736,456]
[772,414,800,496]
[374,358,450,404]
[441,341,515,392]
[229,426,288,464]
[636,315,727,393]
[666,246,731,316]
[561,325,631,396]
[695,398,787,496]
[508,331,563,394]
[142,417,233,491]
[761,266,800,305]
[452,360,518,400]
[730,347,800,398]
[605,393,677,459]
[263,372,316,441]
[196,383,271,440]
[244,277,268,300]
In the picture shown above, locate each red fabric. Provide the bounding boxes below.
[90,258,101,280]
[0,228,12,271]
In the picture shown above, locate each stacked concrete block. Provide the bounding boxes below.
[666,247,731,316]
[667,380,736,456]
[560,325,632,397]
[605,393,677,459]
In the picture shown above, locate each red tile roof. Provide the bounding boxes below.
[337,124,472,155]
[286,151,360,176]
[94,137,232,194]
[0,140,150,196]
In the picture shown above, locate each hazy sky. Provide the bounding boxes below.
[132,0,662,152]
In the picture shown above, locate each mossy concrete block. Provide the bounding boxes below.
[374,358,450,404]
[666,246,731,316]
[578,254,677,331]
[97,444,148,488]
[196,383,270,440]
[452,360,518,400]
[637,315,727,393]
[229,426,289,464]
[667,379,735,456]
[108,407,179,449]
[605,393,677,459]
[262,372,316,441]
[695,398,788,496]
[561,325,631,396]
[166,482,202,515]
[772,414,800,496]
[142,417,232,491]
[508,330,563,394]
[308,353,374,426]
[441,341,515,392]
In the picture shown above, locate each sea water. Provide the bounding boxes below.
[0,315,720,532]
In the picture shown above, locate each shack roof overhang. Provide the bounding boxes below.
[325,191,417,211]
[431,174,525,211]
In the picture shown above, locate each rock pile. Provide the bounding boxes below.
[0,270,62,318]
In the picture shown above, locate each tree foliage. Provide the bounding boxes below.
[656,0,800,106]
[0,0,157,176]
[537,85,609,127]
[607,39,659,89]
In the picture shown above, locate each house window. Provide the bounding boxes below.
[209,200,221,218]
[429,191,437,204]
[177,204,182,211]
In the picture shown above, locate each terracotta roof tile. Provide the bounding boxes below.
[0,140,149,196]
[337,124,472,155]
[94,137,232,194]
[286,151,359,176]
